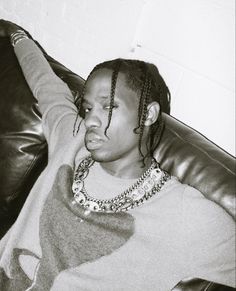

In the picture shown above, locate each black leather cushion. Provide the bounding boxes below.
[0,37,47,237]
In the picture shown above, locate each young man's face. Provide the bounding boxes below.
[83,68,148,166]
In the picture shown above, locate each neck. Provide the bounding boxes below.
[99,156,153,179]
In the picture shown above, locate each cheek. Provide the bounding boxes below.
[109,126,139,148]
[113,113,137,130]
[104,113,139,143]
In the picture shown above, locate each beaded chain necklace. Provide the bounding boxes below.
[71,156,170,215]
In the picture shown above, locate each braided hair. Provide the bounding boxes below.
[74,58,171,161]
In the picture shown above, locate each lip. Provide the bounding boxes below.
[86,140,103,150]
[85,133,104,150]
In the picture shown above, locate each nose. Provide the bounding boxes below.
[84,111,102,129]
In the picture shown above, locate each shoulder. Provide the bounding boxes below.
[182,184,234,224]
[180,183,235,248]
[179,184,235,286]
[163,178,235,235]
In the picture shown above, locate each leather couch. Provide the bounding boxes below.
[0,32,235,290]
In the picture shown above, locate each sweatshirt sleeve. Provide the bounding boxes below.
[14,38,85,156]
[182,186,235,288]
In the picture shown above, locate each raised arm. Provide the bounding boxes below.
[0,20,85,156]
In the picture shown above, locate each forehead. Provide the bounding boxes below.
[84,68,139,106]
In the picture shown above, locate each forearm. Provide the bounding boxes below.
[13,38,82,151]
[14,38,76,116]
[0,20,84,154]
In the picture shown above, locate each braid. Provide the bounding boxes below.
[104,60,121,136]
[141,78,152,155]
[136,76,151,161]
[73,64,102,136]
[133,69,147,135]
[73,87,85,136]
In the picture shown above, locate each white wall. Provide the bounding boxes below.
[0,0,235,155]
[0,0,145,77]
[126,0,235,156]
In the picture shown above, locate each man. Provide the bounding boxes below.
[0,20,235,290]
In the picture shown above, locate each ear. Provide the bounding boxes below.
[144,102,160,126]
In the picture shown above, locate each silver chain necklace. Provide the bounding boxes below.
[71,156,170,215]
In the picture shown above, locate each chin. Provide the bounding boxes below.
[89,149,118,164]
[89,150,108,162]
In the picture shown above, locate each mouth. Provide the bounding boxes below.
[85,133,104,151]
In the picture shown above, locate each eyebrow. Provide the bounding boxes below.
[83,95,110,103]
[82,99,90,104]
[99,95,110,100]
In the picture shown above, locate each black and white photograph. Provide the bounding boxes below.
[0,0,235,290]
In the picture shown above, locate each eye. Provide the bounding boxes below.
[104,104,118,110]
[82,103,92,114]
[84,108,91,113]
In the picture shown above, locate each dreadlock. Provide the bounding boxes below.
[104,60,121,137]
[134,73,151,160]
[74,58,171,162]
